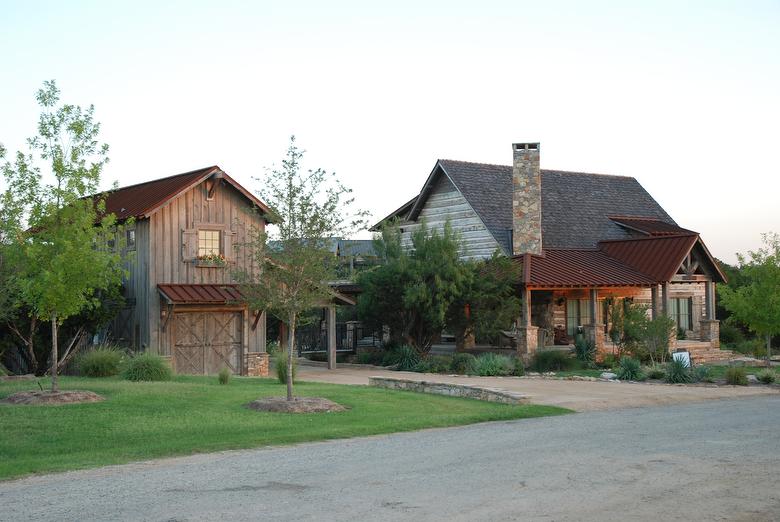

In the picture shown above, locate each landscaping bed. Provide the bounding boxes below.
[0,375,569,480]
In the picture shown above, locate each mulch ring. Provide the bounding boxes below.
[1,390,105,405]
[245,396,347,414]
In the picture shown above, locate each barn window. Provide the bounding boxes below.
[198,230,221,256]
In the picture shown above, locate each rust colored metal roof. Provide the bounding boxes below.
[599,235,698,282]
[513,250,657,287]
[100,166,271,221]
[158,284,243,305]
[608,216,695,236]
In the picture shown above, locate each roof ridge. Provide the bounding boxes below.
[437,159,635,180]
[104,165,219,193]
[599,233,698,244]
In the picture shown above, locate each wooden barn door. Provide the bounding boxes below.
[173,311,243,375]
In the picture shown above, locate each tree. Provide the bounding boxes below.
[446,253,521,349]
[720,232,780,367]
[235,136,367,400]
[358,222,480,353]
[0,80,124,390]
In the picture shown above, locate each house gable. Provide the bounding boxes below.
[401,165,503,260]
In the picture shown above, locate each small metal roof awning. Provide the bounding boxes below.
[157,284,244,305]
[157,283,356,306]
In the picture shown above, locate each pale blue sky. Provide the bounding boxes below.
[1,0,778,263]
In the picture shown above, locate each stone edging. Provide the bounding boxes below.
[368,376,529,405]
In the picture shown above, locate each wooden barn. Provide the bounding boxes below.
[103,166,273,376]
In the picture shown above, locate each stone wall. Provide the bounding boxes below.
[512,143,542,255]
[369,377,529,405]
[244,352,270,377]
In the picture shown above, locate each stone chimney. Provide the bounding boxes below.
[512,142,542,256]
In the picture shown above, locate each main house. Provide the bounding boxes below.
[102,166,274,376]
[375,143,727,359]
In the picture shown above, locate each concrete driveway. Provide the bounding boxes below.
[297,363,779,412]
[2,396,778,521]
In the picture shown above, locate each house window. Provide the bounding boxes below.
[126,229,136,251]
[566,299,591,336]
[198,230,221,256]
[669,297,692,331]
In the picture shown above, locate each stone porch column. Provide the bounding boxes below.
[327,304,337,370]
[516,286,539,356]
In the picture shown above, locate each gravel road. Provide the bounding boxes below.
[2,396,778,521]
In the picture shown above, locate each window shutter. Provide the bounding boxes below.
[223,230,237,260]
[182,229,198,261]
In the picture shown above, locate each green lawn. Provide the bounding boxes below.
[0,376,569,480]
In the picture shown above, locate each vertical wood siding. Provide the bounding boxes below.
[126,180,265,354]
[400,173,502,261]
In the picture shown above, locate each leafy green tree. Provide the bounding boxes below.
[235,136,367,400]
[358,222,472,353]
[0,80,124,390]
[446,253,521,348]
[720,232,780,367]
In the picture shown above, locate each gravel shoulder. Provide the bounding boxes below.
[1,396,778,521]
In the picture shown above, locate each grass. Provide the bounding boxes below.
[0,376,570,480]
[698,365,769,380]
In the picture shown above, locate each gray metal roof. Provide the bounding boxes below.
[434,159,676,251]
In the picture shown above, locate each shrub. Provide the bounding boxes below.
[665,358,692,384]
[356,350,384,366]
[599,353,618,369]
[450,353,477,375]
[473,353,514,376]
[77,347,125,377]
[426,355,452,373]
[390,344,420,371]
[274,349,297,384]
[646,364,666,380]
[122,353,172,381]
[0,363,8,376]
[218,367,230,385]
[266,340,280,356]
[512,357,525,377]
[725,367,748,386]
[676,327,686,340]
[719,322,744,345]
[732,339,765,358]
[531,350,576,372]
[756,369,777,384]
[693,366,714,383]
[574,337,596,365]
[616,357,643,381]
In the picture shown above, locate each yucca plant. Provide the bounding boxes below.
[616,356,643,381]
[665,358,692,384]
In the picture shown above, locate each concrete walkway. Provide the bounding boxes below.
[298,363,779,412]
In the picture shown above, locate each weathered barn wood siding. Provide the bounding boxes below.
[132,180,266,354]
[400,173,502,260]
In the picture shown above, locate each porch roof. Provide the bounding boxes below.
[513,249,657,288]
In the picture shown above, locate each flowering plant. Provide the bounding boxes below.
[195,253,226,265]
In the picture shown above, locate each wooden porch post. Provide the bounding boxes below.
[705,281,715,320]
[661,282,670,316]
[588,288,598,324]
[327,304,337,370]
[521,286,531,327]
[651,285,659,320]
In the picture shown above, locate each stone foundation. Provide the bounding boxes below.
[244,352,270,377]
[699,320,720,348]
